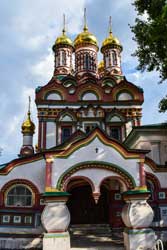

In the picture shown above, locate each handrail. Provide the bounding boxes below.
[153,239,164,250]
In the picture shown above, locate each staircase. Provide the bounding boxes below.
[70,224,124,250]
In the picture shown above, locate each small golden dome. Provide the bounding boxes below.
[55,30,73,47]
[74,26,98,48]
[101,17,122,52]
[102,32,121,48]
[98,60,104,71]
[22,111,35,134]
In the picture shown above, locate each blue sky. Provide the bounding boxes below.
[0,0,166,163]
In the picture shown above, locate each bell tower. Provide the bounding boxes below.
[101,17,122,76]
[52,15,74,76]
[74,9,99,78]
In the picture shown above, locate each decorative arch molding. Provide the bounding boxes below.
[63,176,95,193]
[106,112,125,123]
[99,175,128,192]
[102,78,115,87]
[1,179,40,194]
[58,110,77,122]
[1,179,40,207]
[78,86,102,101]
[56,161,136,191]
[145,157,167,172]
[145,172,161,190]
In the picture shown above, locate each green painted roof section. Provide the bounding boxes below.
[123,189,150,195]
[56,75,66,81]
[43,192,70,197]
[0,163,8,170]
[35,86,42,93]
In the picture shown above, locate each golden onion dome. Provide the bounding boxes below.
[74,26,98,48]
[74,9,98,49]
[101,17,122,52]
[102,32,122,48]
[22,111,35,135]
[98,60,104,71]
[54,30,73,47]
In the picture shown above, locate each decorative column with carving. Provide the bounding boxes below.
[42,156,71,250]
[121,189,156,250]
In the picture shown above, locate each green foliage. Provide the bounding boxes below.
[131,0,167,82]
[159,95,167,112]
[131,0,167,112]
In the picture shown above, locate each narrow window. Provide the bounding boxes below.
[110,127,121,140]
[61,126,72,143]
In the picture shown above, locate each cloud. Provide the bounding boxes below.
[30,49,54,82]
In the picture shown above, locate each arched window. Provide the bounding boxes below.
[45,92,62,100]
[117,92,133,101]
[6,185,33,207]
[81,92,99,101]
[62,51,66,65]
[112,51,117,65]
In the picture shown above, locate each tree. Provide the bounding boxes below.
[131,0,167,112]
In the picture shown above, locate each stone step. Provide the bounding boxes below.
[70,224,124,250]
[70,224,112,234]
[71,247,124,250]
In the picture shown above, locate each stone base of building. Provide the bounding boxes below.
[0,237,42,249]
[123,228,156,250]
[43,232,70,250]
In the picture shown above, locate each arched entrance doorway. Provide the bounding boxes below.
[66,178,109,224]
[65,176,127,226]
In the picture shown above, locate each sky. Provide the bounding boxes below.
[0,0,166,163]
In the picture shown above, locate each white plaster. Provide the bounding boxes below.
[46,122,56,149]
[23,135,33,146]
[125,121,133,137]
[43,232,70,250]
[0,159,45,193]
[123,229,156,250]
[145,163,167,188]
[52,137,140,188]
[42,202,70,232]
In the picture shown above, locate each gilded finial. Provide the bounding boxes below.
[83,8,88,32]
[28,96,31,117]
[109,16,112,35]
[21,96,35,135]
[62,14,66,35]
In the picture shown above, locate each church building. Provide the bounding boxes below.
[0,13,167,250]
